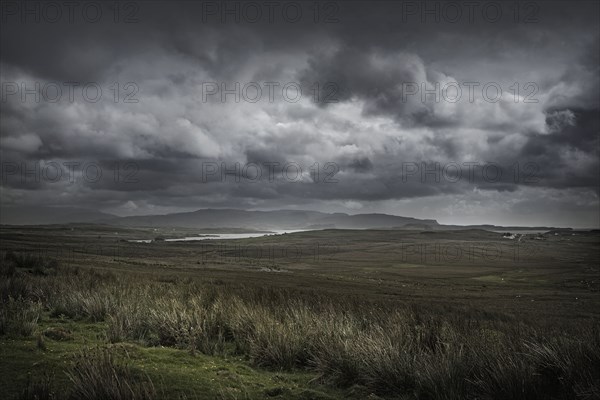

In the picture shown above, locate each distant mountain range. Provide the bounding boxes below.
[105,209,439,230]
[0,206,563,231]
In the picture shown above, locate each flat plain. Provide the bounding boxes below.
[1,225,599,399]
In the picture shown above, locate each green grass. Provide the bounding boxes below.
[1,312,345,399]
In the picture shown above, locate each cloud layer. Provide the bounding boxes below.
[1,1,598,227]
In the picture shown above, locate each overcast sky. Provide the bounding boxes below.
[1,0,599,228]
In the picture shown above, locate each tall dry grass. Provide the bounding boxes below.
[2,254,598,399]
[66,347,156,400]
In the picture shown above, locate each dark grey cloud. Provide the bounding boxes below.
[1,0,599,227]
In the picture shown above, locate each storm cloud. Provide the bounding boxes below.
[1,0,598,227]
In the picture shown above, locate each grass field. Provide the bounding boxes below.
[1,225,599,399]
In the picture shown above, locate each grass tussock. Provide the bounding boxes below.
[66,347,156,400]
[18,373,55,400]
[0,297,42,337]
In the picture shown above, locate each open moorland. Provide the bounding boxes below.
[1,225,599,399]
